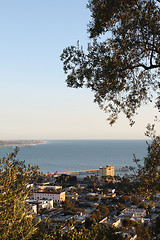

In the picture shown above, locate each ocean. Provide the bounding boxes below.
[0,140,149,174]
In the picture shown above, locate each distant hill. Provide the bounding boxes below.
[0,140,46,148]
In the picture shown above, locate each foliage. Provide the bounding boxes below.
[86,195,98,202]
[116,203,125,214]
[61,0,160,124]
[32,219,124,240]
[0,148,40,240]
[64,221,124,240]
[30,219,56,240]
[98,204,110,218]
[119,195,130,204]
[132,126,160,202]
[130,196,140,205]
[85,206,109,229]
[83,175,99,188]
[116,175,134,195]
[62,197,82,215]
[56,174,77,187]
[85,210,102,229]
[122,218,150,240]
[153,215,160,237]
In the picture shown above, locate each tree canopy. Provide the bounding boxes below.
[0,148,40,240]
[132,124,160,202]
[61,0,160,125]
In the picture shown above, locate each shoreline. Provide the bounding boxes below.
[0,140,46,148]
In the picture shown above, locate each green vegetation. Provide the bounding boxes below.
[55,174,77,187]
[122,218,150,240]
[85,205,110,229]
[31,220,124,240]
[61,0,160,125]
[132,126,160,203]
[0,148,40,240]
[62,197,83,216]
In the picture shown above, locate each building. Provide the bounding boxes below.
[27,199,54,214]
[34,191,65,205]
[119,206,146,224]
[99,216,121,228]
[99,165,114,180]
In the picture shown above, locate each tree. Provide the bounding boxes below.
[130,196,140,205]
[122,219,150,239]
[55,174,77,188]
[61,0,160,210]
[132,125,160,202]
[154,215,160,237]
[63,221,124,240]
[98,204,110,218]
[0,148,40,240]
[32,219,124,240]
[61,0,160,125]
[119,195,130,204]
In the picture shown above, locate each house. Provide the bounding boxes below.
[27,199,54,213]
[122,231,137,240]
[34,191,65,204]
[99,216,121,228]
[119,206,146,224]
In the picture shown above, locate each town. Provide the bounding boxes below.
[27,165,160,239]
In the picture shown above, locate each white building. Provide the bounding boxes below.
[27,199,54,214]
[38,199,53,210]
[119,206,146,223]
[34,191,65,204]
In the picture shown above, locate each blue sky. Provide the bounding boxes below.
[0,0,158,140]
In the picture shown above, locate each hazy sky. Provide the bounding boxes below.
[0,0,159,140]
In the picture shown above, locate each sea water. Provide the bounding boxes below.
[0,140,149,174]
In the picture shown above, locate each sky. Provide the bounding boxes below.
[0,0,159,140]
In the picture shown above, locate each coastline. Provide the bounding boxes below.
[0,140,46,148]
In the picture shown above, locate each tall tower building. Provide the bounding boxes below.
[99,165,114,180]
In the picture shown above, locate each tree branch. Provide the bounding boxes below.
[128,63,160,70]
[150,36,155,67]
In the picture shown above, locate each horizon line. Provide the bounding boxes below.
[1,138,148,141]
